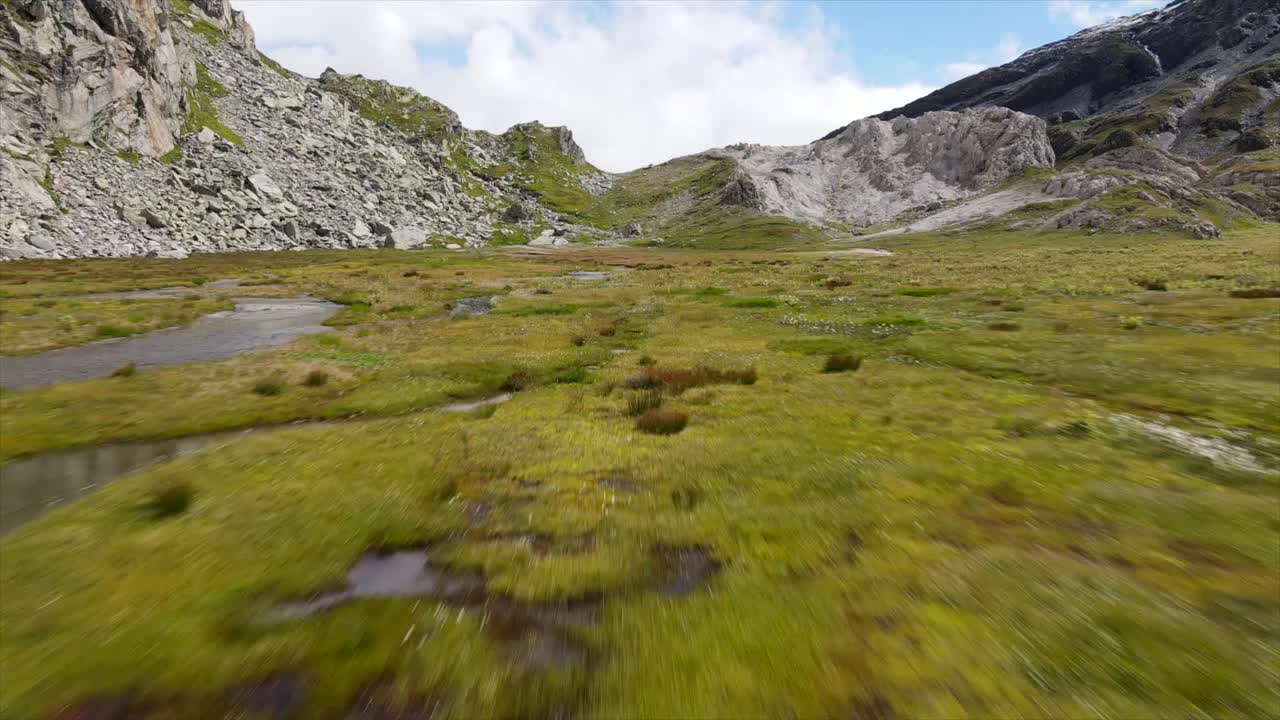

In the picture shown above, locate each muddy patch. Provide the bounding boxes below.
[440,392,513,414]
[598,471,642,493]
[267,547,598,673]
[654,545,722,597]
[0,296,339,390]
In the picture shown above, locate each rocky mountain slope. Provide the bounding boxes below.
[877,0,1279,160]
[859,0,1280,239]
[0,0,1275,260]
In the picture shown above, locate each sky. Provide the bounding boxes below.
[238,0,1167,172]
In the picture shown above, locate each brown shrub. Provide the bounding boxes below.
[987,321,1021,331]
[500,370,532,392]
[636,408,688,435]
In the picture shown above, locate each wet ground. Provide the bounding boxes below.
[440,393,513,413]
[0,423,321,534]
[0,296,339,390]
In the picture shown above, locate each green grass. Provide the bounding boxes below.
[0,227,1277,719]
[182,63,242,146]
[0,296,232,354]
[258,52,292,78]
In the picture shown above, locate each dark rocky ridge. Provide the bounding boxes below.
[870,0,1280,160]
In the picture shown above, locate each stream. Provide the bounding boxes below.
[0,296,339,390]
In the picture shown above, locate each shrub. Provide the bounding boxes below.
[570,334,587,347]
[402,269,419,277]
[111,363,137,378]
[252,379,283,396]
[596,321,619,337]
[1229,288,1280,299]
[636,408,688,435]
[626,389,664,416]
[554,366,593,384]
[1120,316,1143,330]
[500,370,532,392]
[728,297,780,308]
[637,355,657,366]
[534,288,553,295]
[96,325,131,338]
[628,366,757,394]
[821,277,853,289]
[1132,278,1168,291]
[148,481,194,519]
[987,321,1021,331]
[303,370,329,387]
[823,354,862,373]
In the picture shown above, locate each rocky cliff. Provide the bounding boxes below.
[720,108,1054,226]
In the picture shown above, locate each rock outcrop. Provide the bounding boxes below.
[720,108,1054,226]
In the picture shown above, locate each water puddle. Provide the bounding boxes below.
[448,297,494,318]
[0,297,339,390]
[0,423,321,535]
[440,393,513,413]
[565,271,609,282]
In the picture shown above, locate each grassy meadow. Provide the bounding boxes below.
[0,225,1277,719]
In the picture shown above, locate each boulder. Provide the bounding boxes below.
[384,227,427,249]
[247,173,285,202]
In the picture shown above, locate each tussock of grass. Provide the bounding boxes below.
[626,366,757,394]
[625,388,664,416]
[147,481,194,519]
[303,370,329,387]
[727,297,780,308]
[251,379,283,396]
[822,354,862,373]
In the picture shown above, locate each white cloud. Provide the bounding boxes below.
[238,1,932,171]
[1047,0,1164,29]
[940,32,1022,81]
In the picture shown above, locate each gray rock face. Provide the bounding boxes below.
[720,108,1055,226]
[3,0,186,157]
[384,227,427,249]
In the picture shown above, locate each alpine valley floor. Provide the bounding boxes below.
[1,224,1278,719]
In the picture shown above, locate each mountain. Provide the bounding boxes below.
[877,0,1280,161]
[0,0,1275,260]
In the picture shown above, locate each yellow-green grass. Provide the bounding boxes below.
[0,225,1277,719]
[0,296,233,355]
